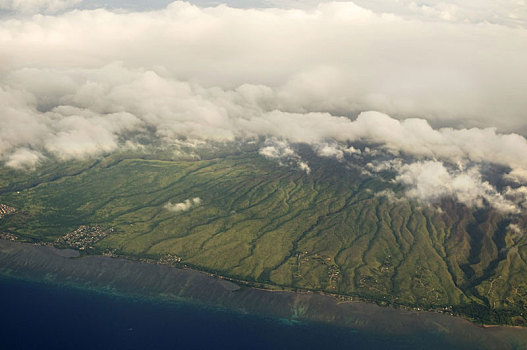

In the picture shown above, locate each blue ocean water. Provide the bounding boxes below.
[0,277,454,350]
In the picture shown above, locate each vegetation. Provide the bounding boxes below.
[1,149,526,326]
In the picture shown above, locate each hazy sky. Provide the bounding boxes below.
[1,0,526,211]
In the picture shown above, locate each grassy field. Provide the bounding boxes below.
[1,149,526,325]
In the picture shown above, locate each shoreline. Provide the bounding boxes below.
[95,249,522,330]
[1,239,527,349]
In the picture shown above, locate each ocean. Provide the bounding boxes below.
[0,276,456,350]
[2,241,526,349]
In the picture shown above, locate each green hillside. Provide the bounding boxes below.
[1,150,526,326]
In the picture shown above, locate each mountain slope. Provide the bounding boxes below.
[1,150,526,325]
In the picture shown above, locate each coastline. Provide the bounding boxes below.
[1,239,527,349]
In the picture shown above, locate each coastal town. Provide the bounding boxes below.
[55,225,114,251]
[137,253,183,267]
[159,253,183,265]
[0,204,16,219]
[0,232,18,241]
[0,204,18,241]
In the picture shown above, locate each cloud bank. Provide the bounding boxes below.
[1,1,526,212]
[1,1,526,130]
[0,0,80,14]
[353,0,527,28]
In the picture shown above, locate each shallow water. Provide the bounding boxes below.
[1,240,526,350]
[0,277,469,350]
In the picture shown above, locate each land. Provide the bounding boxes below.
[0,147,526,326]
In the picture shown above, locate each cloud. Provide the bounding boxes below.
[259,138,310,173]
[1,65,527,188]
[509,223,522,235]
[164,197,202,212]
[4,148,43,170]
[393,161,522,213]
[0,0,80,14]
[1,65,527,185]
[259,139,296,159]
[353,0,527,28]
[297,160,311,174]
[320,142,360,158]
[0,2,526,132]
[1,2,527,212]
[345,112,527,182]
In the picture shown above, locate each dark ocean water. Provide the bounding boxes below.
[0,277,463,350]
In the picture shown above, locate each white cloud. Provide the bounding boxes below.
[164,197,202,212]
[259,138,296,159]
[504,186,527,209]
[5,148,43,169]
[345,112,527,182]
[509,223,522,235]
[0,2,527,212]
[353,0,527,28]
[1,64,527,190]
[298,161,311,174]
[0,0,80,14]
[0,2,526,131]
[259,138,310,173]
[394,161,521,213]
[313,142,360,160]
[314,142,344,160]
